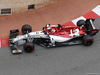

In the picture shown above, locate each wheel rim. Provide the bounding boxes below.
[24,46,34,53]
[85,39,93,46]
[22,28,31,34]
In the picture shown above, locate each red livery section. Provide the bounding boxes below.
[45,25,86,37]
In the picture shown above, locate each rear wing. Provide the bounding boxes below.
[90,19,96,29]
[85,19,99,36]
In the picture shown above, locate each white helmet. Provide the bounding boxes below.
[46,24,50,27]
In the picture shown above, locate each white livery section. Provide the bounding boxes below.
[12,29,74,44]
[49,35,73,42]
[12,31,49,43]
[29,31,49,38]
[12,35,27,43]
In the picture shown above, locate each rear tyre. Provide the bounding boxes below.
[83,35,94,46]
[22,24,32,35]
[24,42,34,53]
[77,20,85,27]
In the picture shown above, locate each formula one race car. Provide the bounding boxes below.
[9,18,99,54]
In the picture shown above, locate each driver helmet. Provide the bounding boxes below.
[46,24,51,32]
[46,24,50,27]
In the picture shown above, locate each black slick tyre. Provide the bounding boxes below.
[22,24,32,34]
[24,42,34,53]
[83,35,94,46]
[77,20,85,27]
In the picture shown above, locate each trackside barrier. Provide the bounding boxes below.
[0,38,9,48]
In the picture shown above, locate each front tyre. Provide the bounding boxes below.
[22,24,32,35]
[24,42,34,53]
[83,35,94,46]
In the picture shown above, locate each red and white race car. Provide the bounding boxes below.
[9,18,99,54]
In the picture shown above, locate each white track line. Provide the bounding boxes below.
[72,16,86,26]
[92,5,100,16]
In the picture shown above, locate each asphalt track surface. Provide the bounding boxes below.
[0,17,100,75]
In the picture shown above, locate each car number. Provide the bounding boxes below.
[69,29,80,37]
